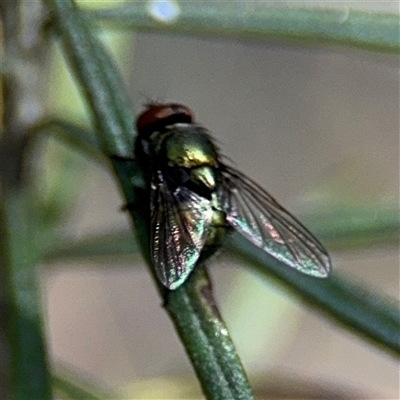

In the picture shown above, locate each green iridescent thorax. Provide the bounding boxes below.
[159,126,219,169]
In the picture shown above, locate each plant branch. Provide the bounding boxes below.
[228,233,400,357]
[41,227,400,358]
[89,3,399,54]
[44,0,254,397]
[1,1,52,398]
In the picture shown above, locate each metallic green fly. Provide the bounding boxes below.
[135,103,331,290]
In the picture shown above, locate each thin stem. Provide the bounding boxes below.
[44,0,254,397]
[228,233,400,357]
[0,1,52,398]
[90,4,399,54]
[1,193,53,400]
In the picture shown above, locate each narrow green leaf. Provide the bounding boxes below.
[26,119,101,231]
[228,233,400,357]
[53,371,117,400]
[43,226,399,357]
[1,192,53,399]
[29,119,104,165]
[1,2,52,397]
[90,4,399,54]
[44,0,135,159]
[42,202,399,262]
[44,231,139,262]
[25,119,104,231]
[54,378,103,400]
[303,203,400,251]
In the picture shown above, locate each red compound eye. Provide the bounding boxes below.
[136,103,195,137]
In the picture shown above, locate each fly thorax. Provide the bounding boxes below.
[161,126,219,169]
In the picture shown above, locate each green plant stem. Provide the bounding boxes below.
[228,233,400,357]
[53,368,117,400]
[300,204,399,251]
[53,377,102,400]
[166,267,254,399]
[42,227,400,358]
[44,0,254,397]
[1,1,52,399]
[89,3,399,54]
[1,192,53,400]
[28,119,104,165]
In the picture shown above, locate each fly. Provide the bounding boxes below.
[134,103,331,290]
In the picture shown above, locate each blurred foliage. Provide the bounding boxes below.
[1,1,399,399]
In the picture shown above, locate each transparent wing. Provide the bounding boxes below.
[151,175,212,289]
[218,166,331,277]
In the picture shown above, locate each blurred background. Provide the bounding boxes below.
[34,1,399,399]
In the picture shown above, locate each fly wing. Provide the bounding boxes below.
[218,166,331,277]
[151,175,212,289]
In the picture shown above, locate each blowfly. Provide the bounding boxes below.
[135,103,331,290]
